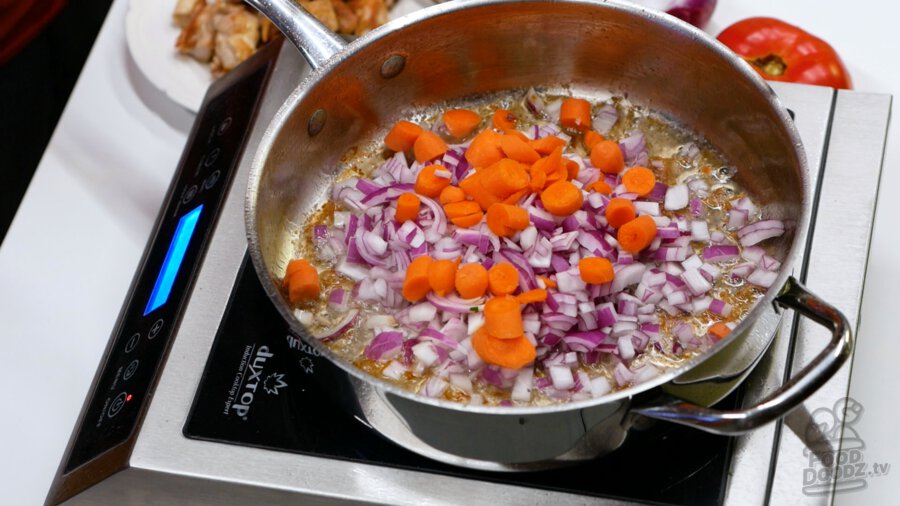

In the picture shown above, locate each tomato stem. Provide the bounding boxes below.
[748,54,787,77]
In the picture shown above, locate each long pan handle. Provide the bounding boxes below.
[244,0,346,71]
[632,276,853,435]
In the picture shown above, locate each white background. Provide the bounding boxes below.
[0,0,896,504]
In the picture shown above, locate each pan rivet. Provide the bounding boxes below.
[308,109,327,137]
[380,55,406,79]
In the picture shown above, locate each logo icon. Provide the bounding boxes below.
[263,372,288,395]
[802,397,890,495]
[298,356,315,374]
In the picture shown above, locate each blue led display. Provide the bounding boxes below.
[144,205,203,316]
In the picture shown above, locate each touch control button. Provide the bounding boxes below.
[123,360,139,380]
[202,170,220,190]
[107,392,127,418]
[148,319,164,340]
[182,184,198,204]
[125,333,140,353]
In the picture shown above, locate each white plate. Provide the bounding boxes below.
[125,0,435,113]
[126,0,214,113]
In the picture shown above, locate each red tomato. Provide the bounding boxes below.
[717,17,852,90]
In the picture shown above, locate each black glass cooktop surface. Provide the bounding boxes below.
[185,256,738,505]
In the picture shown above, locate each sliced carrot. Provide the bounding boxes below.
[502,189,528,205]
[500,134,541,164]
[578,257,615,284]
[439,185,466,205]
[413,131,448,163]
[540,180,584,216]
[584,130,605,150]
[565,159,580,180]
[384,120,422,152]
[395,192,421,223]
[622,166,656,197]
[414,164,452,198]
[517,288,548,304]
[617,215,658,253]
[505,130,531,143]
[284,258,308,282]
[591,139,625,174]
[455,263,489,299]
[605,197,636,228]
[284,259,320,304]
[442,109,481,138]
[471,327,536,369]
[402,255,433,302]
[528,158,547,191]
[588,180,613,194]
[444,200,482,219]
[465,129,505,168]
[483,295,523,339]
[541,146,567,186]
[538,275,557,289]
[492,109,517,132]
[428,259,458,296]
[480,158,530,198]
[444,200,484,228]
[708,322,732,340]
[531,135,567,156]
[486,203,529,237]
[450,212,484,228]
[559,97,592,131]
[459,172,501,211]
[488,263,519,296]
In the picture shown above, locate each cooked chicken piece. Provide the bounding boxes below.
[298,0,339,32]
[259,14,278,43]
[173,0,202,28]
[350,0,388,35]
[330,0,359,34]
[211,3,261,74]
[176,2,216,62]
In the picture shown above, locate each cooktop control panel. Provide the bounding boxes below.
[62,42,278,474]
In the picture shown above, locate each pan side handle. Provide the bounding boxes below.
[244,0,346,70]
[632,276,853,435]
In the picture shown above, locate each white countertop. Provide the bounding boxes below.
[1,1,896,504]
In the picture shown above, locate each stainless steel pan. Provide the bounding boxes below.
[244,0,852,470]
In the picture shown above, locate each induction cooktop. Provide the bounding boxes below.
[45,39,891,505]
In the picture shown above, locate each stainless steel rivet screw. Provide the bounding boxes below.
[308,109,327,137]
[380,54,406,79]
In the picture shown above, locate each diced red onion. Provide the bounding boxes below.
[727,208,749,230]
[664,183,689,211]
[634,201,661,216]
[610,263,646,293]
[562,330,608,352]
[738,219,785,246]
[549,366,575,390]
[364,331,404,360]
[524,87,547,118]
[420,328,461,351]
[690,197,704,217]
[747,268,778,288]
[618,335,635,360]
[619,132,647,166]
[709,298,733,316]
[311,310,359,341]
[703,244,739,262]
[592,104,619,135]
[328,288,349,311]
[633,363,660,384]
[407,302,437,322]
[760,255,782,271]
[614,362,635,387]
